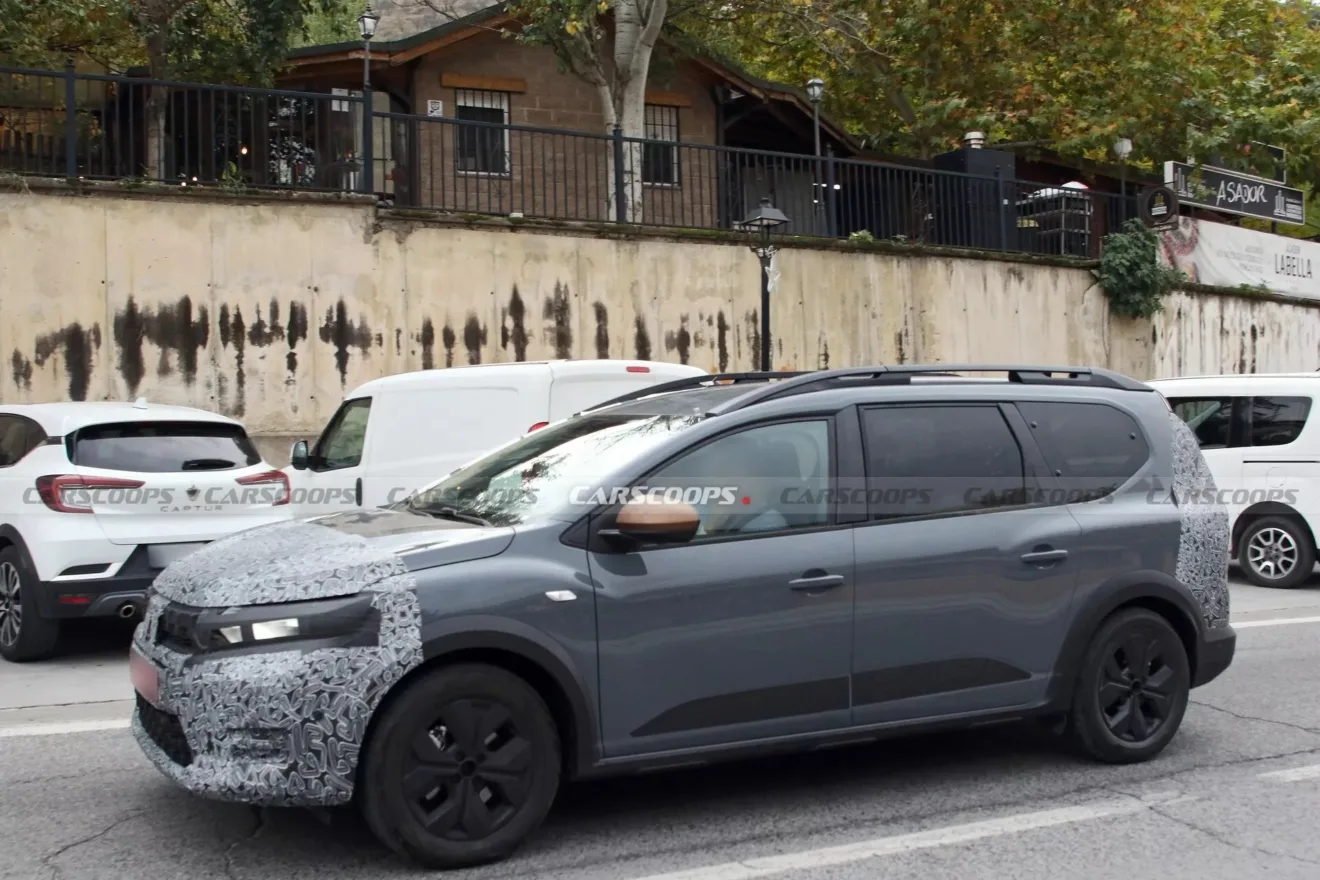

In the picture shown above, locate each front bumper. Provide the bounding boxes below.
[130,589,424,807]
[1192,623,1236,688]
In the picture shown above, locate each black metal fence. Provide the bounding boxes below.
[2,63,1136,258]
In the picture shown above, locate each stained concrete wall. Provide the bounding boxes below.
[3,187,1318,465]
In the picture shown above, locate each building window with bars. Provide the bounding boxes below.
[454,89,511,176]
[642,104,679,186]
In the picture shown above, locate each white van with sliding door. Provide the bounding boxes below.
[1151,372,1320,588]
[283,359,707,517]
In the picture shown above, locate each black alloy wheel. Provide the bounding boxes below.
[1069,607,1190,764]
[406,699,534,841]
[1098,631,1176,744]
[360,663,561,869]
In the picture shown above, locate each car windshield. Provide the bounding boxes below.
[403,412,703,526]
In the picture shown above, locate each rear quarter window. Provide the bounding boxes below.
[1250,396,1312,447]
[1015,401,1151,499]
[71,421,261,473]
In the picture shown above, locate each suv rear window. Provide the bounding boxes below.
[1016,401,1150,498]
[71,421,261,473]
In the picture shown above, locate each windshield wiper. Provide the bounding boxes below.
[182,458,236,470]
[414,505,491,527]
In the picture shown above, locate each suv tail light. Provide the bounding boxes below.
[235,470,291,506]
[35,474,145,514]
[528,422,549,432]
[626,365,650,373]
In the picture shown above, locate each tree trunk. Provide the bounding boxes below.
[602,0,666,223]
[140,2,170,180]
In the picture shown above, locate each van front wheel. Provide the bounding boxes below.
[1239,516,1315,589]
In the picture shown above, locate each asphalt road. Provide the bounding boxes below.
[5,572,1320,880]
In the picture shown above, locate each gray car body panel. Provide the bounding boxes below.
[131,372,1234,803]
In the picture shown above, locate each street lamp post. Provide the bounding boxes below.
[357,6,381,194]
[1114,137,1133,224]
[805,78,825,234]
[737,197,789,372]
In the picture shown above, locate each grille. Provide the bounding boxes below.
[137,693,194,766]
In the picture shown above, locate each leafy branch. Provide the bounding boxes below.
[1096,219,1186,319]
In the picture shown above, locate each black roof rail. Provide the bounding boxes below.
[575,371,806,416]
[709,364,1149,415]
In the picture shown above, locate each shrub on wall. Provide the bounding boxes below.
[1096,219,1186,319]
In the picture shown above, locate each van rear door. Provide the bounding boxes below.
[361,378,547,507]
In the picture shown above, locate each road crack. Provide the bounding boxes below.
[40,810,143,878]
[1191,700,1320,737]
[222,806,268,880]
[1147,800,1320,867]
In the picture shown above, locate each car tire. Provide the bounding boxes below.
[1238,516,1315,589]
[0,547,60,663]
[1068,608,1189,765]
[359,663,562,870]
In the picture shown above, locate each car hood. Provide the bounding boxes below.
[150,507,515,608]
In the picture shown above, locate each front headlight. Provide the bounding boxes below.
[217,618,300,645]
[196,594,377,652]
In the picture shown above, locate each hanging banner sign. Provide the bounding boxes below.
[1164,161,1306,225]
[1139,185,1179,229]
[1158,216,1320,300]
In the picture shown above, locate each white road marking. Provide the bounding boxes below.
[0,719,130,738]
[623,792,1190,880]
[1233,615,1320,629]
[1259,763,1320,783]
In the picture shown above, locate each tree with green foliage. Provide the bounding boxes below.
[697,0,1320,188]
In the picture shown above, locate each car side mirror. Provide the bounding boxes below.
[289,440,310,470]
[601,497,701,548]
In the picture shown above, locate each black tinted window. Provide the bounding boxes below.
[1017,401,1150,499]
[72,421,261,472]
[1167,397,1233,448]
[1251,396,1311,446]
[861,405,1024,519]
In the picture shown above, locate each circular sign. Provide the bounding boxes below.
[1139,185,1180,228]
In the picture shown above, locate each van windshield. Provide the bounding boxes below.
[403,413,702,526]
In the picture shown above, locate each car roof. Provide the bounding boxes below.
[0,401,242,435]
[1149,373,1320,395]
[347,359,706,397]
[583,365,1151,419]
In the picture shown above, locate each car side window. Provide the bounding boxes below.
[312,398,372,470]
[0,417,21,467]
[860,405,1025,520]
[1167,397,1234,448]
[1015,401,1150,500]
[644,420,832,539]
[1250,396,1311,447]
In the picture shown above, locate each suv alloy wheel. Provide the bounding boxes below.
[1238,516,1316,589]
[359,663,562,869]
[0,547,61,662]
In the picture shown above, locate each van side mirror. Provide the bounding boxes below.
[599,497,700,548]
[289,440,310,470]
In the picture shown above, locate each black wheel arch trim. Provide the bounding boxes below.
[1046,571,1206,711]
[418,616,600,778]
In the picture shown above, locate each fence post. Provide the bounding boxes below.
[361,87,374,195]
[825,146,837,238]
[612,124,626,223]
[64,58,77,179]
[994,167,1006,251]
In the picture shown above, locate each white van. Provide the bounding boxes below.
[1151,372,1320,588]
[283,359,707,517]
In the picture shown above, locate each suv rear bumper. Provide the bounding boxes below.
[1192,623,1236,688]
[35,545,160,620]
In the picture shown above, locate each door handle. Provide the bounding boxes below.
[1020,548,1068,565]
[354,477,363,506]
[789,573,845,592]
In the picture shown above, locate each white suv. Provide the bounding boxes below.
[0,400,292,662]
[1152,372,1319,588]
